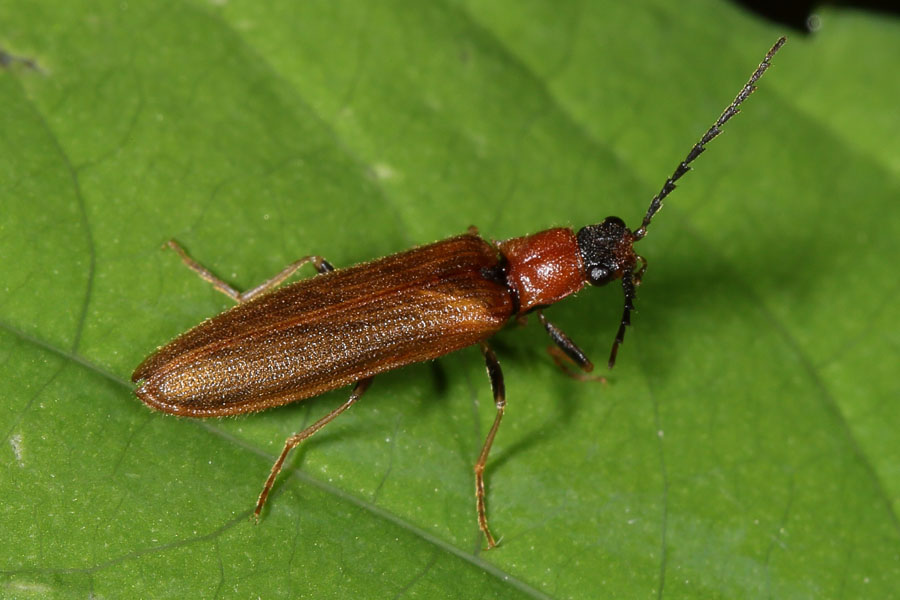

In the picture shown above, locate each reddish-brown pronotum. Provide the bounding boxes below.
[133,38,785,548]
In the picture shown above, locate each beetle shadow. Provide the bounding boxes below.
[428,360,449,396]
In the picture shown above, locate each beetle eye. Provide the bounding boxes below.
[603,216,625,228]
[588,266,612,285]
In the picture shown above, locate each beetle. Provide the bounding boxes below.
[133,38,785,548]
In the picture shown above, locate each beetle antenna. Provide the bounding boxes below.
[632,36,785,241]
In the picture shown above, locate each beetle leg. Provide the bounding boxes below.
[165,239,334,304]
[254,377,374,520]
[537,311,605,381]
[474,342,506,549]
[545,346,608,383]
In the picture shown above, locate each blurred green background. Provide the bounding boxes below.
[1,1,898,598]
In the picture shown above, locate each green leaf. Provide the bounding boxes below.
[2,1,898,598]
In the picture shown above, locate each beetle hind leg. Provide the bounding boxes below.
[165,239,334,304]
[254,377,374,520]
[474,343,506,549]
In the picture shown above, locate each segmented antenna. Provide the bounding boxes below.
[632,36,786,241]
[606,38,785,369]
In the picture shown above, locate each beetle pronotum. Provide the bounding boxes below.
[133,38,785,548]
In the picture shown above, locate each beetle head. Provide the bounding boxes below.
[576,217,642,369]
[576,217,637,287]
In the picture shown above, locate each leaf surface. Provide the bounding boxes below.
[2,1,898,598]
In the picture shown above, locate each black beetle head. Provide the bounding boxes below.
[576,216,637,287]
[576,216,643,369]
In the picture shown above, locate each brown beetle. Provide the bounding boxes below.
[133,38,785,548]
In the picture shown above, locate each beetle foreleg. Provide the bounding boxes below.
[165,239,334,304]
[253,377,374,520]
[475,343,506,549]
[538,311,607,384]
[544,346,608,383]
